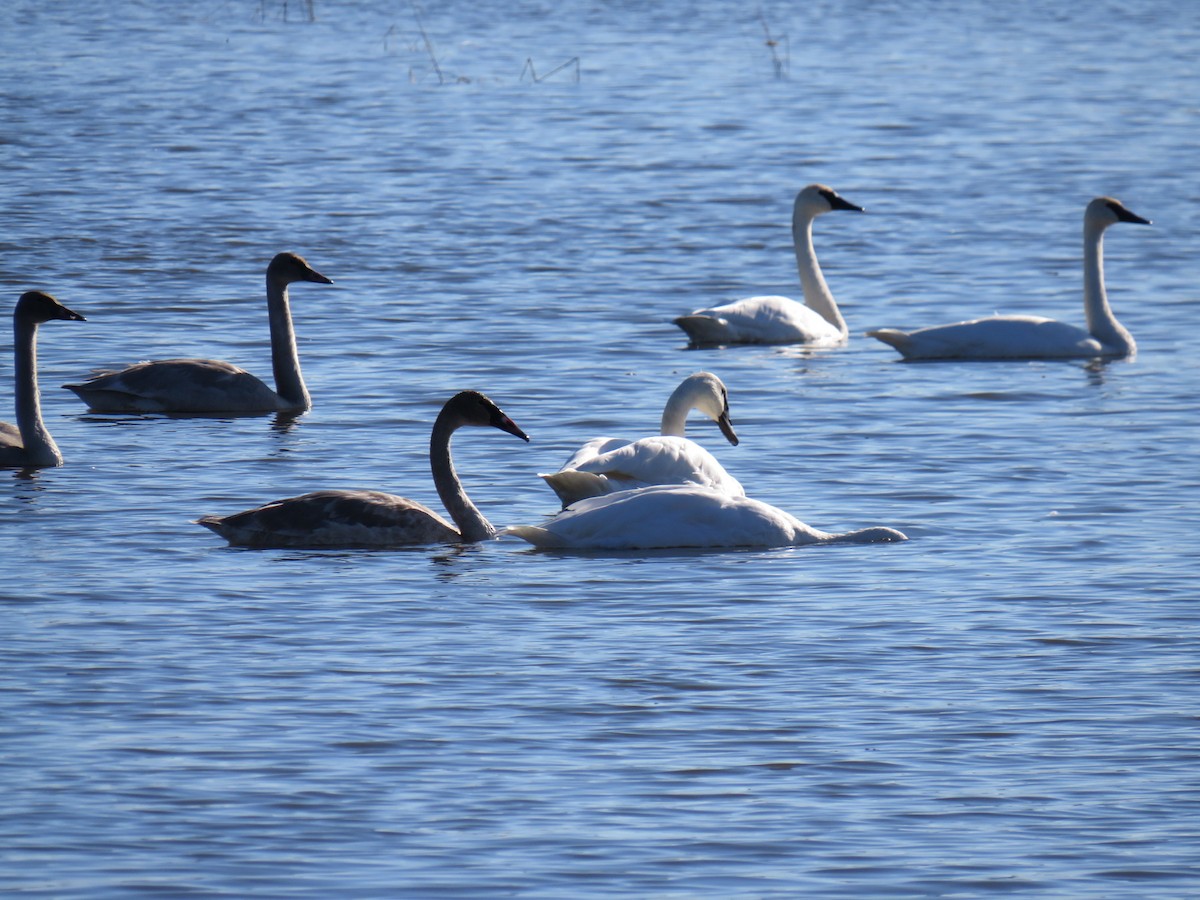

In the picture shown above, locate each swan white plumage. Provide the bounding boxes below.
[64,252,332,413]
[196,391,529,548]
[866,197,1150,360]
[540,371,743,506]
[1,291,87,468]
[674,184,863,346]
[506,484,907,550]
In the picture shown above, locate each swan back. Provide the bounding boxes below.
[507,485,906,550]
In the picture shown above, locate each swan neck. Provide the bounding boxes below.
[659,393,690,437]
[267,277,310,411]
[792,213,847,335]
[13,316,61,465]
[1082,221,1132,352]
[430,413,494,542]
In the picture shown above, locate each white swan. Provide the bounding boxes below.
[197,391,530,548]
[64,252,332,413]
[540,371,743,506]
[674,184,863,346]
[506,484,907,550]
[1,291,87,468]
[866,197,1150,360]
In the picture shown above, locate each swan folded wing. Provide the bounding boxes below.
[870,316,1105,360]
[678,296,842,345]
[573,435,743,494]
[65,358,284,412]
[197,489,459,548]
[557,436,632,471]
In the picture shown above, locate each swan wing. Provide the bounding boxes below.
[676,296,843,345]
[197,489,460,548]
[65,358,285,412]
[869,316,1104,360]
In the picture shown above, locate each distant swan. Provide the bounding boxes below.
[64,252,332,413]
[541,371,743,506]
[197,391,530,548]
[1,291,86,468]
[506,484,907,550]
[674,184,863,346]
[866,197,1150,360]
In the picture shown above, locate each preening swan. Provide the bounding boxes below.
[506,484,907,550]
[541,371,744,506]
[64,252,332,413]
[674,184,863,346]
[196,391,529,548]
[866,197,1150,360]
[1,292,86,468]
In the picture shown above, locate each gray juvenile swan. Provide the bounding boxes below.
[866,197,1150,360]
[65,252,332,413]
[541,371,743,507]
[197,391,530,548]
[1,291,87,468]
[674,184,863,346]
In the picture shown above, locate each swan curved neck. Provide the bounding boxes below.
[267,277,310,411]
[792,213,847,335]
[1082,220,1133,353]
[430,413,494,542]
[13,317,62,466]
[660,387,695,436]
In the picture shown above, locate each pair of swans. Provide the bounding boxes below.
[199,373,905,551]
[676,185,1149,361]
[1,291,86,468]
[65,251,332,413]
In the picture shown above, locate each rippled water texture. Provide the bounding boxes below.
[2,1,1199,896]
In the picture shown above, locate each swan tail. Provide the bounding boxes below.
[674,315,730,345]
[865,328,914,356]
[540,470,609,507]
[503,524,567,549]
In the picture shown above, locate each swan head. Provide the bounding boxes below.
[795,183,864,220]
[444,390,530,442]
[15,291,86,325]
[665,372,738,446]
[268,252,334,286]
[1087,197,1151,229]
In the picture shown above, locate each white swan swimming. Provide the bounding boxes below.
[1,291,87,468]
[506,484,907,550]
[540,371,743,506]
[674,184,863,346]
[64,252,332,413]
[197,391,530,548]
[866,196,1150,360]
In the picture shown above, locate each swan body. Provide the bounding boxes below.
[65,252,332,413]
[675,184,862,346]
[541,372,743,506]
[1,291,87,468]
[506,485,907,550]
[197,391,529,548]
[867,197,1150,360]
